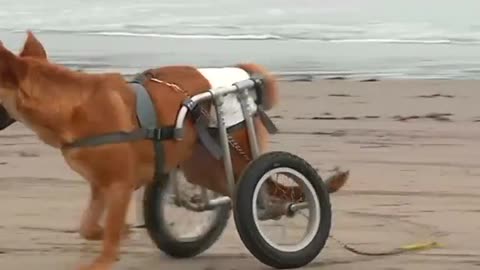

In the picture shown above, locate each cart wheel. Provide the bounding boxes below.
[143,170,231,258]
[233,151,331,269]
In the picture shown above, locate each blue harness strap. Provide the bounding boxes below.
[129,77,169,179]
[131,74,223,161]
[130,82,158,129]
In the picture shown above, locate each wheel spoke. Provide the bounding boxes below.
[298,210,310,220]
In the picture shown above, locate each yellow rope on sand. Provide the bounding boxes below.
[400,241,442,251]
[329,235,442,256]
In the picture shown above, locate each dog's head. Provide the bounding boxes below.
[0,30,48,90]
[0,31,48,129]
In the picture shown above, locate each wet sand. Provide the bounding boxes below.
[2,79,480,269]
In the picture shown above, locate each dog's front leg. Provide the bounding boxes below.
[79,184,105,241]
[78,181,133,270]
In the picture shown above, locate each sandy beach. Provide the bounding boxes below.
[1,79,480,270]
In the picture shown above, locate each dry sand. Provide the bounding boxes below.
[1,79,480,269]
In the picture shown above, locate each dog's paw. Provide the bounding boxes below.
[76,259,113,270]
[122,224,133,239]
[76,263,111,270]
[79,224,103,241]
[80,223,133,241]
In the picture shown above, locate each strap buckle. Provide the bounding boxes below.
[183,99,203,121]
[147,128,164,141]
[183,98,196,111]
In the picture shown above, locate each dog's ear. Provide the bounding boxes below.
[19,30,48,59]
[0,45,27,89]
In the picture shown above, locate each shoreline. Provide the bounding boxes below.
[122,73,477,83]
[2,30,480,81]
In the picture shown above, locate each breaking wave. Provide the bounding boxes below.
[8,29,480,44]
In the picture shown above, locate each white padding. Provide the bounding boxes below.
[197,67,257,128]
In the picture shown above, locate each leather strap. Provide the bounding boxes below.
[183,99,223,159]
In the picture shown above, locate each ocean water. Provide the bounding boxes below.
[1,0,480,79]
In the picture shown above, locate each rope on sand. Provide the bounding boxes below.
[328,235,442,256]
[322,168,442,257]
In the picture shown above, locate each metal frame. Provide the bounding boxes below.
[172,78,307,215]
[174,78,259,207]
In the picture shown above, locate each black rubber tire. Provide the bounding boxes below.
[233,151,332,269]
[143,173,231,258]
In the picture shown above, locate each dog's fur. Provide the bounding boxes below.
[0,31,348,270]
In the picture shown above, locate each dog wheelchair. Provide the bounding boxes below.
[141,77,332,269]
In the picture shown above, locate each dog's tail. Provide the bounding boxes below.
[237,63,279,110]
[324,169,349,193]
[267,169,349,201]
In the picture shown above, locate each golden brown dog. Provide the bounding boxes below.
[0,31,348,270]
